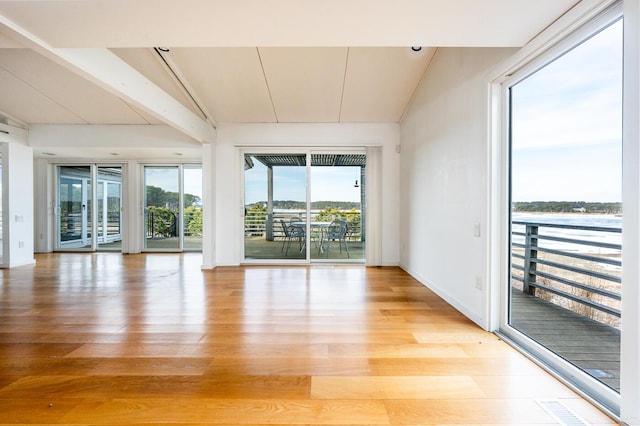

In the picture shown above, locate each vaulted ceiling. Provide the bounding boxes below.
[0,1,581,136]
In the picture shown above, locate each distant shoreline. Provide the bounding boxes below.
[512,201,621,215]
[513,211,621,215]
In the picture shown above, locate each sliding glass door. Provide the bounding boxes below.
[56,165,123,251]
[503,9,622,413]
[183,165,203,251]
[57,166,92,250]
[244,153,307,260]
[243,150,365,263]
[143,164,202,252]
[96,167,123,251]
[144,166,180,250]
[310,155,364,261]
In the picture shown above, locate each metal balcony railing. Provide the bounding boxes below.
[511,221,622,322]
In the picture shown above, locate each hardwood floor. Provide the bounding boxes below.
[0,253,617,425]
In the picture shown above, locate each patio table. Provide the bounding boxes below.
[291,221,331,253]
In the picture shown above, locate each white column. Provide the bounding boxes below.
[0,137,35,267]
[201,142,216,269]
[365,146,382,266]
[124,160,142,254]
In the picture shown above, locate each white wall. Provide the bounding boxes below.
[399,47,517,328]
[215,122,400,266]
[0,125,35,267]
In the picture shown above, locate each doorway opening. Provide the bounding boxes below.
[56,165,123,252]
[143,164,202,252]
[243,151,365,263]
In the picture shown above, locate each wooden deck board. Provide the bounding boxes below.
[510,289,620,391]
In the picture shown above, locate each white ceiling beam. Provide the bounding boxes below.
[0,14,216,143]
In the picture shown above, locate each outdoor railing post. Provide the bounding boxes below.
[266,212,273,241]
[522,224,538,295]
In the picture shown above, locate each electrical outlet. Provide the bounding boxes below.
[475,276,482,290]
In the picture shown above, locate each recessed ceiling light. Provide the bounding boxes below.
[174,152,183,156]
[109,153,119,156]
[42,152,56,156]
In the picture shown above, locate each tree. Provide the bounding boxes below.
[184,193,201,207]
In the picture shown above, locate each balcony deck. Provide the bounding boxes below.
[244,236,365,261]
[510,289,620,391]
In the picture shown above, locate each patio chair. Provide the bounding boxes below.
[280,219,305,255]
[323,219,349,258]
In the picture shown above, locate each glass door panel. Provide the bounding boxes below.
[144,166,180,250]
[0,153,3,263]
[183,165,203,251]
[244,153,307,260]
[97,166,122,251]
[508,20,622,392]
[57,166,92,250]
[310,154,365,262]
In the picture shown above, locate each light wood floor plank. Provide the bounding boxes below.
[0,253,616,425]
[311,376,485,399]
[60,398,391,425]
[385,399,558,424]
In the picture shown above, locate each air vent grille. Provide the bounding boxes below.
[536,399,590,426]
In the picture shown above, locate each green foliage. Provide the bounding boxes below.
[184,193,201,207]
[312,201,361,211]
[146,206,177,237]
[145,185,202,238]
[315,207,361,224]
[245,204,267,235]
[184,206,202,237]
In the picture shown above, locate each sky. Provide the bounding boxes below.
[511,19,623,202]
[244,160,361,205]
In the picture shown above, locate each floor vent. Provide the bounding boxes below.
[536,399,591,426]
